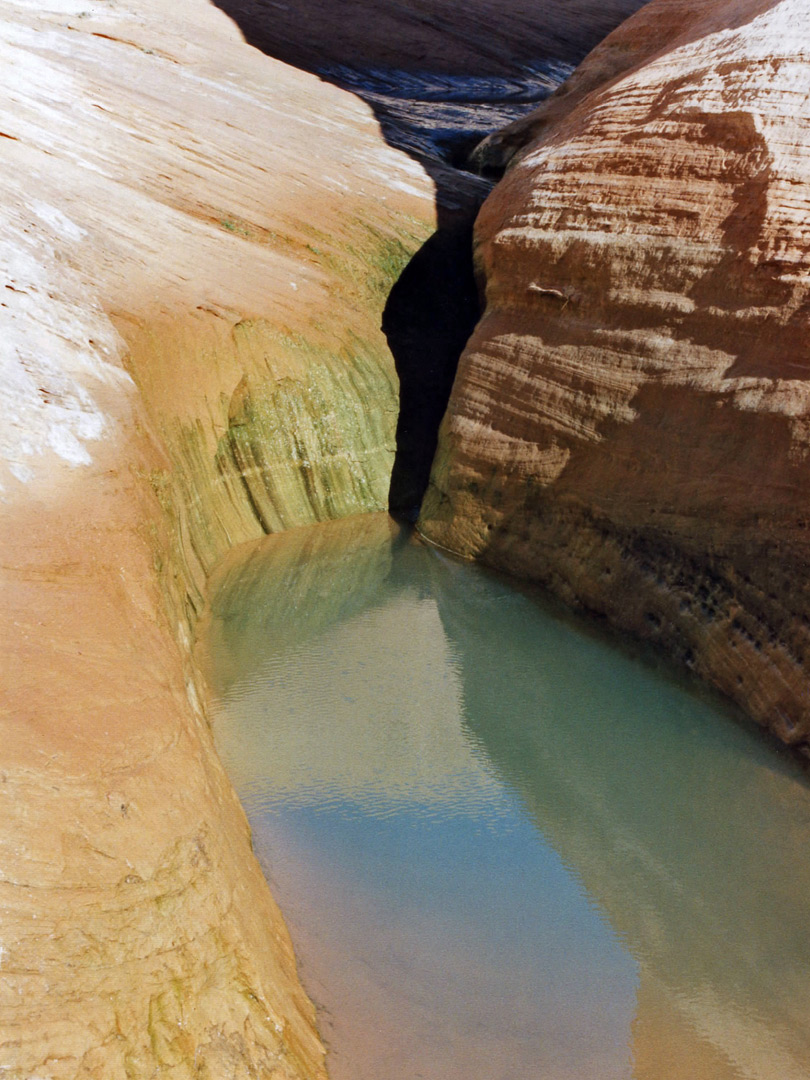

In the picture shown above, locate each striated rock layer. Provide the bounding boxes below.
[1,0,652,1069]
[0,0,439,1073]
[420,0,810,746]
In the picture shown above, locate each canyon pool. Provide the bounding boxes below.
[201,512,810,1080]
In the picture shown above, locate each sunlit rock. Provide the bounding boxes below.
[421,0,810,746]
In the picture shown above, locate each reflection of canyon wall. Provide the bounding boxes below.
[431,566,810,1079]
[208,516,810,1079]
[420,0,810,746]
[203,515,404,690]
[203,517,501,811]
[631,976,752,1080]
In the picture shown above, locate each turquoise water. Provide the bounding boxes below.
[203,513,810,1080]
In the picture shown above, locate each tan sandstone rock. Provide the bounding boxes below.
[0,0,680,1071]
[0,0,437,1073]
[420,0,810,746]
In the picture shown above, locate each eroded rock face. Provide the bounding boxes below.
[420,0,810,745]
[0,0,438,1072]
[0,0,708,1072]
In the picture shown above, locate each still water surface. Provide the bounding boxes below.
[203,513,810,1080]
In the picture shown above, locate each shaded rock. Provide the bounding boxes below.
[420,0,810,745]
[212,0,649,78]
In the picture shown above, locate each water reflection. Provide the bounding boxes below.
[428,552,810,1080]
[202,513,810,1080]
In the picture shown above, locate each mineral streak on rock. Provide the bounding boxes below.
[0,0,441,1071]
[420,0,810,745]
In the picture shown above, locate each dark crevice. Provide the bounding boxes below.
[210,0,648,517]
[383,204,481,518]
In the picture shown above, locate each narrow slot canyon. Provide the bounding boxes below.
[3,0,810,1076]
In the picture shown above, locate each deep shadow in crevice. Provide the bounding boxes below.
[208,0,647,516]
[383,205,481,518]
[208,0,650,81]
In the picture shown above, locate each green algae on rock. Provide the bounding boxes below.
[0,0,438,1072]
[220,338,397,532]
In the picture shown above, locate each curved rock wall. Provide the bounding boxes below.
[0,0,437,1073]
[2,462,326,1080]
[1,0,734,1072]
[420,0,810,745]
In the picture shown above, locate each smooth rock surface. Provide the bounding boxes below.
[1,448,325,1079]
[420,0,810,746]
[0,0,438,1073]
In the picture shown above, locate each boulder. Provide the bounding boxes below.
[420,0,810,745]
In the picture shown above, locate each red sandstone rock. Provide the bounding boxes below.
[420,0,810,745]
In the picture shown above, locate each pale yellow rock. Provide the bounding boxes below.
[421,0,810,745]
[0,0,442,598]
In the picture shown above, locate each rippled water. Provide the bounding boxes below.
[202,513,810,1080]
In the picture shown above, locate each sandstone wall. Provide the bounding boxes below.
[420,0,810,746]
[0,0,716,1071]
[0,0,439,1073]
